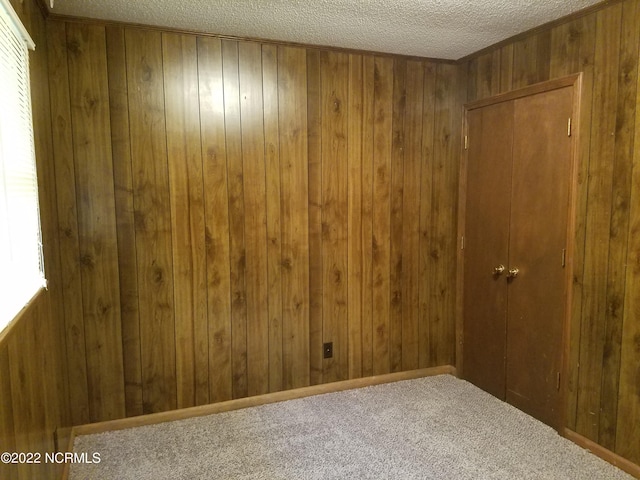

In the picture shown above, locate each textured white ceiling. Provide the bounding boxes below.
[49,0,602,60]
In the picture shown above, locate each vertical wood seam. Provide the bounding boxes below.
[158,34,179,405]
[104,26,129,413]
[194,34,210,407]
[64,23,93,420]
[122,25,146,417]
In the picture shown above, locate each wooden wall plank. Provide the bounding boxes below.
[476,51,501,100]
[125,28,177,414]
[512,35,539,89]
[347,54,364,379]
[39,300,65,480]
[162,33,209,408]
[489,50,502,96]
[24,299,53,477]
[47,19,90,425]
[475,53,491,99]
[278,46,310,390]
[361,56,375,378]
[106,24,143,418]
[429,63,462,366]
[25,304,47,461]
[371,56,393,375]
[401,60,424,371]
[466,57,478,103]
[535,30,552,83]
[419,62,436,368]
[499,44,514,94]
[66,23,125,422]
[197,36,233,403]
[306,48,324,386]
[238,41,270,397]
[511,30,551,90]
[221,40,249,400]
[320,50,349,383]
[576,4,622,441]
[389,58,406,373]
[262,44,284,393]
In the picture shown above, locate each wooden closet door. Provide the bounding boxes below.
[505,86,573,430]
[462,101,514,399]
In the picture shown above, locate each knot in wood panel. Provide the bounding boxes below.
[83,92,99,113]
[141,61,153,83]
[332,267,342,285]
[152,265,164,286]
[233,291,246,306]
[80,253,95,270]
[391,290,402,306]
[67,39,81,56]
[204,228,213,250]
[96,299,111,318]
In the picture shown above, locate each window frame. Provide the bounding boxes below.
[0,0,45,335]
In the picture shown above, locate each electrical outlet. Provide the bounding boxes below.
[323,342,333,359]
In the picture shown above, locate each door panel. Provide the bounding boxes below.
[462,102,513,399]
[505,87,573,430]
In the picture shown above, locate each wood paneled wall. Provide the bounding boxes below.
[1,1,71,479]
[465,0,640,465]
[0,294,68,480]
[46,20,465,423]
[4,0,638,475]
[3,0,638,476]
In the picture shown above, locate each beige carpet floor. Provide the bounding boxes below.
[70,374,633,479]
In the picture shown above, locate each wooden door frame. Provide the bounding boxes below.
[456,73,583,434]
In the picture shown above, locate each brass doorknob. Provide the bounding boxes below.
[507,267,519,278]
[493,264,505,275]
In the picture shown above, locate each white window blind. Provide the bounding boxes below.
[0,0,44,331]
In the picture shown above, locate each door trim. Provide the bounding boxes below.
[456,73,583,433]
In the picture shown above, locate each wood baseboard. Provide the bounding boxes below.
[564,429,640,479]
[69,365,455,439]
